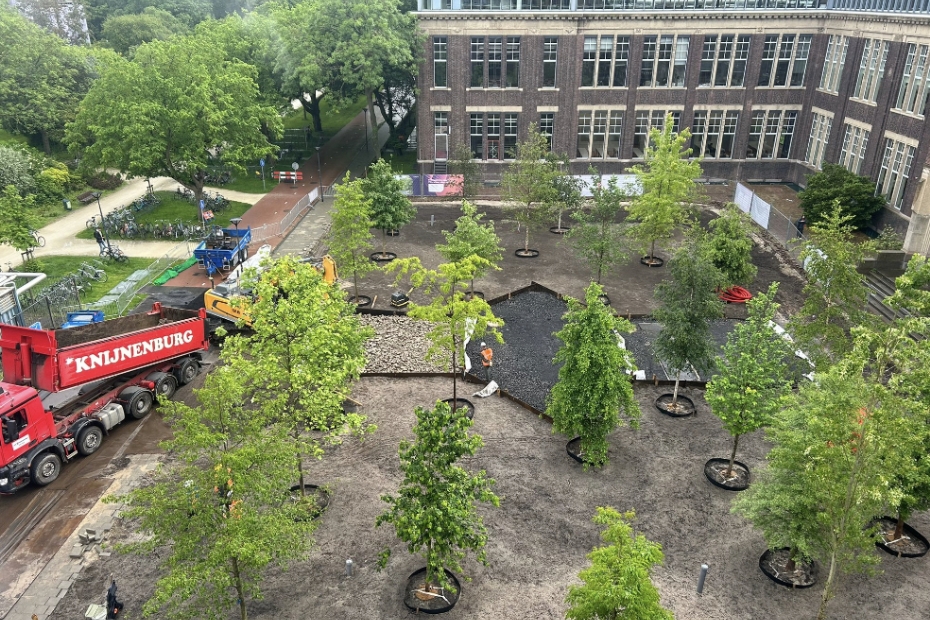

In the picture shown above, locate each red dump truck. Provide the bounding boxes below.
[0,303,209,493]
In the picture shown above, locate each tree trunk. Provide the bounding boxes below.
[894,513,906,540]
[726,435,740,478]
[381,229,388,257]
[41,130,51,155]
[232,556,248,620]
[650,238,657,261]
[366,89,378,153]
[671,374,681,405]
[557,209,563,230]
[295,427,306,496]
[817,551,838,620]
[353,269,360,302]
[524,222,530,253]
[451,331,457,409]
[306,93,323,134]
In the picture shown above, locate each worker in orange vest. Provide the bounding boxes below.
[480,342,493,382]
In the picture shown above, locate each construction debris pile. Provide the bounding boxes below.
[358,315,448,374]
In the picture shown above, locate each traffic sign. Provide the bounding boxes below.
[29,322,42,329]
[199,199,205,211]
[291,162,300,171]
[260,158,265,167]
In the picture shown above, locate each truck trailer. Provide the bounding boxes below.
[0,303,209,493]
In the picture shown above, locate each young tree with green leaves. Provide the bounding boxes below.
[385,255,503,407]
[704,203,757,288]
[66,33,280,203]
[547,283,640,468]
[653,236,725,409]
[705,284,792,481]
[551,156,584,233]
[327,172,376,303]
[799,163,885,230]
[113,366,316,620]
[377,400,500,594]
[362,158,416,259]
[436,200,503,294]
[627,117,702,265]
[448,142,483,201]
[223,256,373,496]
[789,201,875,370]
[0,186,42,253]
[567,173,631,284]
[502,123,560,255]
[565,507,674,620]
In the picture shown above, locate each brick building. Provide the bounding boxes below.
[414,0,930,254]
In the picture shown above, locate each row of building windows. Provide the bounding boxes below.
[423,0,826,9]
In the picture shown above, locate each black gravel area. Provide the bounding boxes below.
[625,319,738,380]
[467,290,567,412]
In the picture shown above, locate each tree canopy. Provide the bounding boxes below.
[502,124,560,253]
[568,174,631,284]
[0,185,43,252]
[704,204,757,288]
[799,163,884,230]
[437,201,503,292]
[327,172,376,303]
[100,7,189,55]
[362,159,415,257]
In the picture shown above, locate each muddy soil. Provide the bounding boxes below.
[53,377,930,620]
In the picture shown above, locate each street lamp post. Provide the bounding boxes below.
[316,147,324,203]
[92,192,111,252]
[230,217,244,267]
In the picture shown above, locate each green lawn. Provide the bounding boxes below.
[384,150,418,175]
[283,95,366,141]
[0,128,28,145]
[32,256,153,305]
[75,191,252,239]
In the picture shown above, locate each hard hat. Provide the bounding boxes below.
[480,342,486,347]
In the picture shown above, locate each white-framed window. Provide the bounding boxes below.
[470,37,520,88]
[504,113,518,158]
[433,37,447,88]
[876,138,916,210]
[690,111,738,158]
[819,35,848,93]
[470,113,484,158]
[745,110,797,159]
[576,110,624,159]
[757,34,813,87]
[434,112,448,134]
[543,38,558,88]
[838,124,870,175]
[698,35,750,87]
[895,43,930,116]
[804,112,832,169]
[506,37,520,88]
[581,35,630,87]
[471,38,484,88]
[539,113,554,150]
[852,39,889,104]
[632,110,681,157]
[470,112,519,160]
[640,35,689,88]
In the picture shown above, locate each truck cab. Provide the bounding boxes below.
[0,384,58,492]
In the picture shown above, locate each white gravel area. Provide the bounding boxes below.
[359,315,449,374]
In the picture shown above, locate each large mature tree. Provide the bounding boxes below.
[789,202,875,370]
[568,173,631,284]
[502,123,560,255]
[100,7,188,55]
[705,284,792,481]
[704,203,757,288]
[565,507,674,620]
[223,256,373,496]
[363,158,416,259]
[114,366,316,620]
[66,33,280,203]
[547,283,640,468]
[436,200,504,294]
[83,0,212,39]
[627,117,702,265]
[377,400,500,594]
[0,186,42,253]
[653,235,725,408]
[327,172,376,304]
[800,163,885,230]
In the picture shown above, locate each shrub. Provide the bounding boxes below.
[84,171,123,190]
[0,145,35,195]
[34,165,71,203]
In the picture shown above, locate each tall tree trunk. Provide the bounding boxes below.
[650,238,657,261]
[524,223,530,253]
[366,89,378,153]
[306,93,323,133]
[41,130,51,155]
[726,435,740,477]
[817,551,838,620]
[381,230,388,257]
[672,374,681,405]
[232,556,247,620]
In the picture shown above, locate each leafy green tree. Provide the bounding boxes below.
[0,146,35,196]
[627,117,702,265]
[732,361,914,620]
[789,202,875,370]
[223,256,373,495]
[327,172,376,303]
[385,255,503,406]
[547,283,639,468]
[503,123,560,255]
[568,173,631,284]
[653,236,725,407]
[66,33,280,203]
[799,163,884,230]
[101,7,188,55]
[874,226,903,251]
[447,142,482,201]
[362,159,415,259]
[436,200,503,294]
[704,203,757,288]
[377,400,500,593]
[551,157,584,233]
[705,284,792,479]
[113,366,315,620]
[565,507,674,620]
[886,254,930,315]
[0,186,42,252]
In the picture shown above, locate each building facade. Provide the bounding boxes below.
[415,1,930,254]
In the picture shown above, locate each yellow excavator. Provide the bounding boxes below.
[203,245,338,329]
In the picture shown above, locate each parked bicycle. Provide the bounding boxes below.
[101,245,129,263]
[31,230,45,248]
[78,261,108,283]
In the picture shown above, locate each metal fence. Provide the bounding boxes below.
[733,183,806,260]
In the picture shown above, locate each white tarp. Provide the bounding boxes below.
[473,381,499,398]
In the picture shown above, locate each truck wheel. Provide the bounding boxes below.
[77,426,104,456]
[147,372,178,401]
[174,358,200,385]
[120,387,154,420]
[31,453,61,486]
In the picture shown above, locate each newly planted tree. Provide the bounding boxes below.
[363,158,416,259]
[627,117,702,265]
[653,236,725,410]
[547,283,640,468]
[113,366,316,620]
[565,507,674,620]
[550,157,584,233]
[705,284,792,485]
[568,173,631,284]
[436,200,504,295]
[448,142,483,201]
[223,256,373,496]
[704,203,757,288]
[377,400,500,594]
[502,123,560,255]
[327,172,376,304]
